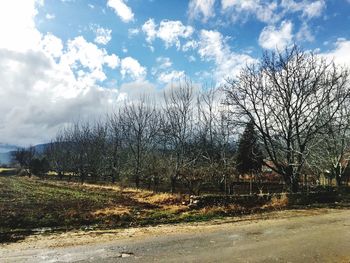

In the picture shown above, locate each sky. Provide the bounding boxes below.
[0,0,350,146]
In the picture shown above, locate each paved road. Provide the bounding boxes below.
[1,209,350,262]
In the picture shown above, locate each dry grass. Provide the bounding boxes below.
[92,207,131,217]
[134,192,183,205]
[262,193,289,210]
[1,176,308,244]
[53,180,187,209]
[0,176,190,237]
[43,180,186,209]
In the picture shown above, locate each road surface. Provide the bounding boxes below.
[1,209,349,262]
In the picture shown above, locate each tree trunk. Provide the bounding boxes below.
[170,176,176,193]
[334,165,342,187]
[336,174,342,187]
[291,177,299,193]
[134,164,140,188]
[135,174,140,189]
[80,172,85,183]
[285,165,299,193]
[224,174,227,195]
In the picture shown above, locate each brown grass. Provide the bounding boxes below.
[134,192,183,205]
[0,176,300,244]
[262,193,289,210]
[92,207,131,217]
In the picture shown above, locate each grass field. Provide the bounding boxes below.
[0,176,185,232]
[1,176,256,239]
[2,175,345,243]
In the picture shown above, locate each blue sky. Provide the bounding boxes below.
[0,0,350,145]
[34,0,350,85]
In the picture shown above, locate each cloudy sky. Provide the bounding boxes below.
[0,0,350,146]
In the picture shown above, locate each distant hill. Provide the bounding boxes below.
[0,143,18,165]
[0,152,11,165]
[32,143,50,154]
[0,143,51,165]
[0,143,18,153]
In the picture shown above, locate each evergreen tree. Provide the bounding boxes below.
[236,120,263,175]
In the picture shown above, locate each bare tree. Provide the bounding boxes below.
[45,131,71,179]
[197,88,218,164]
[216,107,236,193]
[87,122,108,182]
[163,82,195,192]
[120,98,159,188]
[66,122,91,183]
[310,99,350,186]
[12,146,36,176]
[108,111,124,183]
[224,46,350,192]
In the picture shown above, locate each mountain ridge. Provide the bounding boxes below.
[0,143,50,165]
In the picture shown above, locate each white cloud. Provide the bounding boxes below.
[296,22,314,42]
[142,19,194,49]
[128,28,140,37]
[182,40,198,52]
[142,19,157,43]
[259,20,293,50]
[0,1,149,145]
[304,1,325,18]
[322,39,350,67]
[45,13,55,20]
[152,57,186,84]
[158,20,194,49]
[188,0,216,22]
[41,33,64,58]
[156,57,172,69]
[198,29,256,81]
[221,0,325,24]
[158,70,185,83]
[281,0,325,19]
[117,80,161,103]
[0,0,42,52]
[104,54,120,69]
[120,57,147,80]
[62,36,119,82]
[93,26,112,45]
[221,0,279,24]
[107,0,134,23]
[0,46,121,145]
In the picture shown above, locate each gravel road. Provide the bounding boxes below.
[1,209,349,262]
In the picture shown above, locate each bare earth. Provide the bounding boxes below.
[1,209,349,263]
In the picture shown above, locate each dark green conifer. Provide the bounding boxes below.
[236,120,263,174]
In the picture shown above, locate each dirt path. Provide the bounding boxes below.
[1,209,349,262]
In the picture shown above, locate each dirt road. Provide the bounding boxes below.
[1,209,349,262]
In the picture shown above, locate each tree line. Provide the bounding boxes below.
[13,46,350,193]
[42,82,239,194]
